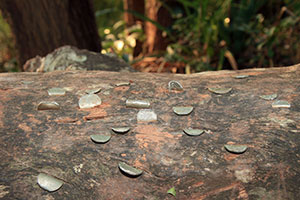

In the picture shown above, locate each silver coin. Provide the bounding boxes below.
[118,162,143,177]
[224,144,248,154]
[37,101,60,110]
[78,94,102,109]
[37,173,63,192]
[168,80,183,91]
[90,134,111,143]
[173,106,194,116]
[126,99,150,108]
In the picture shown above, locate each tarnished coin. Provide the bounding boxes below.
[47,88,66,96]
[111,127,131,134]
[126,99,150,108]
[173,106,193,116]
[90,134,111,143]
[260,94,277,100]
[85,88,101,94]
[272,100,290,108]
[168,80,183,91]
[118,162,143,177]
[208,87,232,94]
[78,94,102,109]
[234,75,249,79]
[224,144,248,154]
[37,101,60,110]
[37,173,63,192]
[137,109,157,122]
[115,82,130,86]
[183,128,204,136]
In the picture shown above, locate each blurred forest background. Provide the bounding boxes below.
[0,0,299,73]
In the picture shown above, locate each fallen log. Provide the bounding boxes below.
[0,64,299,199]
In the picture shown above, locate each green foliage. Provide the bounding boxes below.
[167,187,176,196]
[164,0,300,72]
[228,0,300,68]
[164,0,232,71]
[100,20,144,62]
[94,0,145,62]
[94,0,300,71]
[0,11,18,72]
[0,0,299,72]
[93,0,123,34]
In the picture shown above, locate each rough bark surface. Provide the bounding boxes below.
[0,65,299,199]
[0,0,101,68]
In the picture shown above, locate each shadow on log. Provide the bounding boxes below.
[0,64,299,199]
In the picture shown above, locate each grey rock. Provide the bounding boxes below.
[23,45,135,72]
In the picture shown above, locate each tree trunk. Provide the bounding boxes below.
[123,0,145,57]
[124,0,145,26]
[0,0,101,69]
[0,64,299,199]
[123,0,173,56]
[144,0,161,53]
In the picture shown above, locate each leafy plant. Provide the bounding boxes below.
[93,0,123,32]
[163,0,233,72]
[228,0,300,68]
[0,11,18,72]
[163,0,300,72]
[100,20,144,62]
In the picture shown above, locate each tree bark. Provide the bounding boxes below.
[123,0,173,56]
[0,0,101,69]
[0,64,299,199]
[124,0,145,26]
[123,0,145,57]
[144,0,161,53]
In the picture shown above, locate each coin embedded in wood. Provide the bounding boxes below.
[90,134,111,143]
[78,94,102,109]
[21,81,33,85]
[126,99,150,108]
[111,127,131,134]
[173,106,194,116]
[137,109,157,122]
[168,80,183,91]
[37,173,63,192]
[234,75,249,79]
[37,101,60,110]
[115,82,130,86]
[118,162,143,177]
[47,88,66,96]
[208,87,232,94]
[183,128,204,136]
[224,144,248,154]
[85,88,101,94]
[260,94,277,100]
[272,100,290,108]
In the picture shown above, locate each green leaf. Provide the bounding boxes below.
[167,187,176,196]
